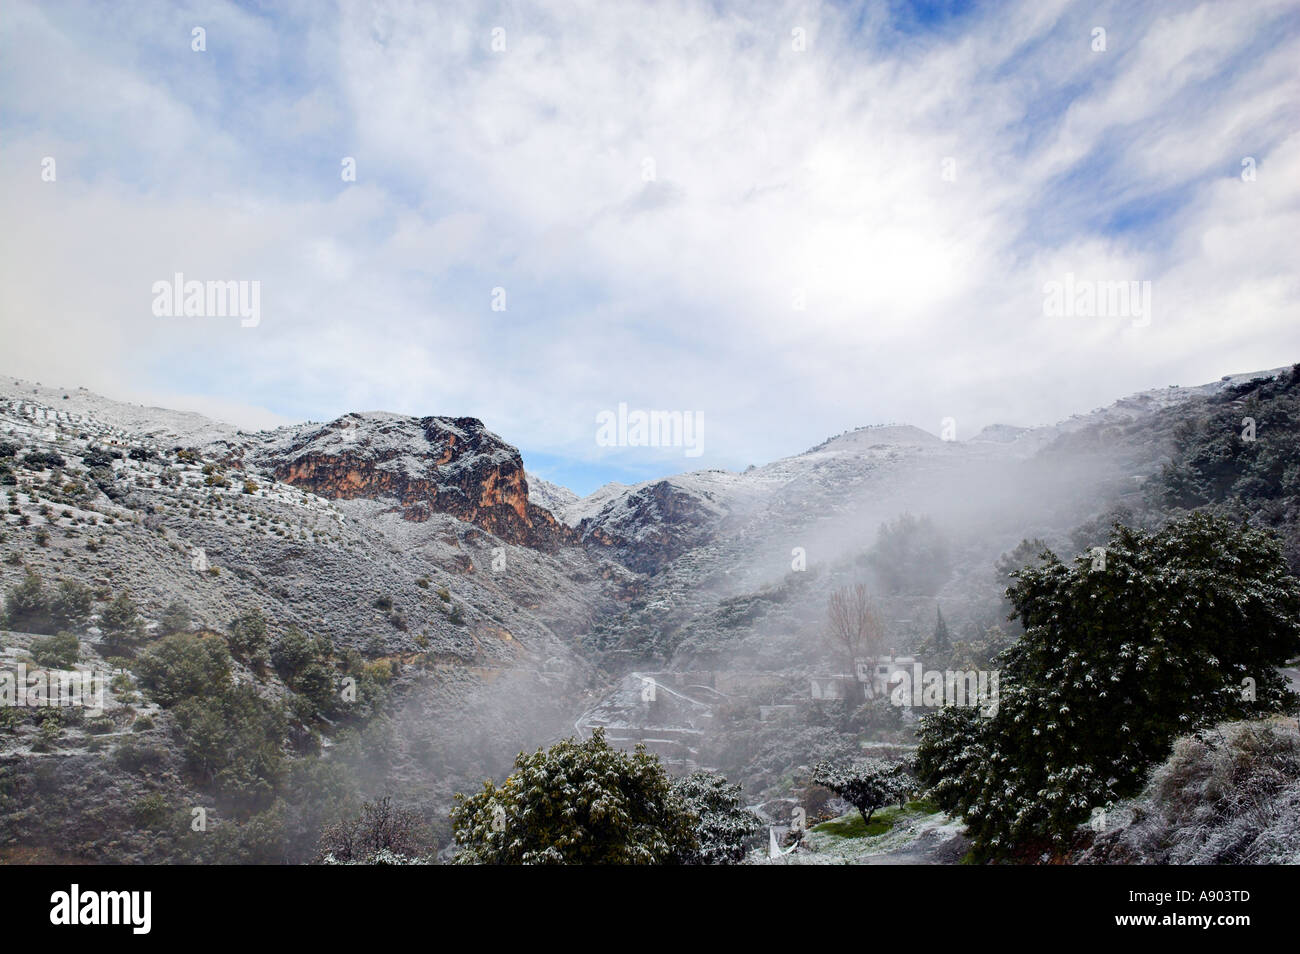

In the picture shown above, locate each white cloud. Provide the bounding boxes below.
[1,0,1297,479]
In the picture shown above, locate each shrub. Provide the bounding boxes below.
[113,740,168,773]
[317,797,430,864]
[1082,720,1300,865]
[81,447,115,469]
[21,450,65,471]
[131,792,171,827]
[227,608,270,663]
[135,633,232,706]
[29,632,80,669]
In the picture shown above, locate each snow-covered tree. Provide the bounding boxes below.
[670,770,762,864]
[917,512,1300,859]
[812,757,912,825]
[450,728,698,864]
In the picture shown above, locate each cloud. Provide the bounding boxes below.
[1,0,1297,492]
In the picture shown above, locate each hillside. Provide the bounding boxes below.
[2,364,1296,862]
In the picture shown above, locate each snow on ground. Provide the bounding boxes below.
[0,377,240,447]
[755,806,968,865]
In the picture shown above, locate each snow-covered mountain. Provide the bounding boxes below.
[2,363,1292,862]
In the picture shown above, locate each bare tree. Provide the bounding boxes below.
[826,583,885,697]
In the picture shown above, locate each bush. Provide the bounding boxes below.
[317,797,430,864]
[135,633,232,706]
[451,729,697,864]
[227,608,270,663]
[81,447,115,469]
[21,450,65,471]
[114,740,169,773]
[1082,720,1300,865]
[173,685,287,813]
[29,632,80,669]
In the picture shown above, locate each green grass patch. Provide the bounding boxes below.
[814,808,897,839]
[905,797,940,815]
[813,799,939,840]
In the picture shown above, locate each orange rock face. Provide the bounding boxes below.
[258,414,573,549]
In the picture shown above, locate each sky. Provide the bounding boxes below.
[1,0,1298,495]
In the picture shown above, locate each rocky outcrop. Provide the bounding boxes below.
[575,479,724,574]
[252,413,573,549]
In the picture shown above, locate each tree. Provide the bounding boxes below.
[917,512,1300,859]
[29,632,80,669]
[867,513,952,595]
[670,771,762,864]
[227,608,270,664]
[272,626,340,719]
[173,684,287,813]
[99,591,145,655]
[271,625,326,681]
[826,583,885,696]
[2,572,52,633]
[159,600,192,635]
[136,633,232,706]
[929,606,952,657]
[450,729,697,864]
[812,757,913,825]
[49,580,94,633]
[317,797,429,864]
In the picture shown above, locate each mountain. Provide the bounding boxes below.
[1,364,1295,863]
[242,412,573,549]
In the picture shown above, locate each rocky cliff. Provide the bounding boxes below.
[250,412,574,549]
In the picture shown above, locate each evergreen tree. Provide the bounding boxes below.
[670,771,762,864]
[930,606,952,657]
[917,512,1300,858]
[99,591,145,655]
[2,572,52,634]
[451,729,698,864]
[159,599,192,635]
